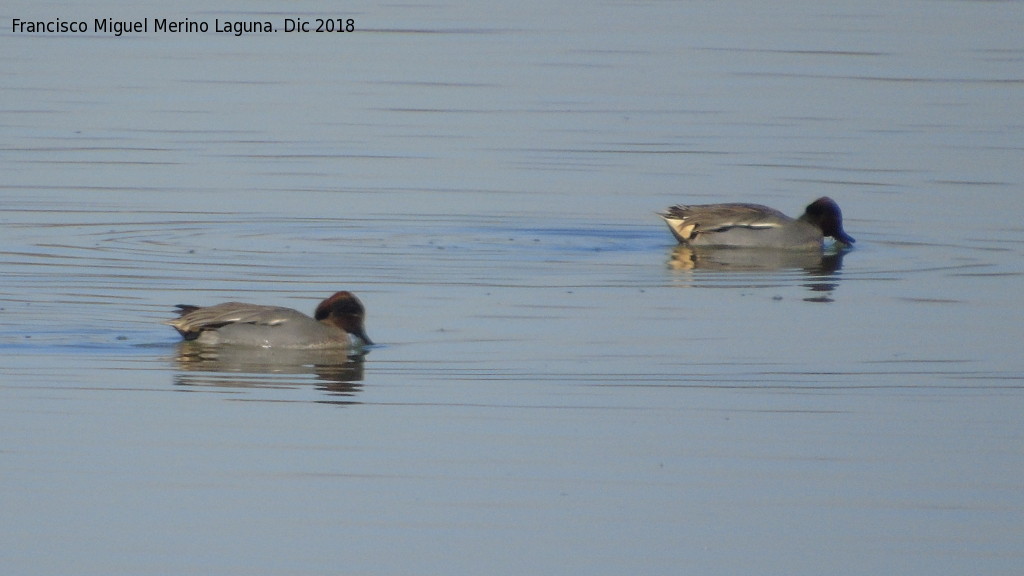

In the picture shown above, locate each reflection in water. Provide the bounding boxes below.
[170,342,365,403]
[667,245,848,302]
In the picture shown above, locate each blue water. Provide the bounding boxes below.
[2,1,1022,574]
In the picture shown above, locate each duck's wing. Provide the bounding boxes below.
[166,303,305,339]
[660,203,792,242]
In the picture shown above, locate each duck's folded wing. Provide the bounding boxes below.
[661,203,790,239]
[166,303,299,339]
[663,203,789,228]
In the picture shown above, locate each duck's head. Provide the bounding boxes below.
[315,291,373,346]
[802,197,855,246]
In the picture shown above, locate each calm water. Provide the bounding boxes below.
[2,1,1023,574]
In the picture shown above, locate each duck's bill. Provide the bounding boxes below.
[834,231,856,245]
[353,330,374,346]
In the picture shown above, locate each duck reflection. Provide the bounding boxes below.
[667,245,848,301]
[170,342,365,403]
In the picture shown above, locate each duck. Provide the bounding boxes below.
[166,291,372,349]
[659,196,855,249]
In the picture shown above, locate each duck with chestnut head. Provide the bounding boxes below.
[166,291,372,349]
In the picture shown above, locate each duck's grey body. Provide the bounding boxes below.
[166,292,372,349]
[659,197,855,249]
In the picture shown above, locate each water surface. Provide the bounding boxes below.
[2,1,1023,575]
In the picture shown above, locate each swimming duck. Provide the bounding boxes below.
[166,291,372,349]
[659,196,855,249]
